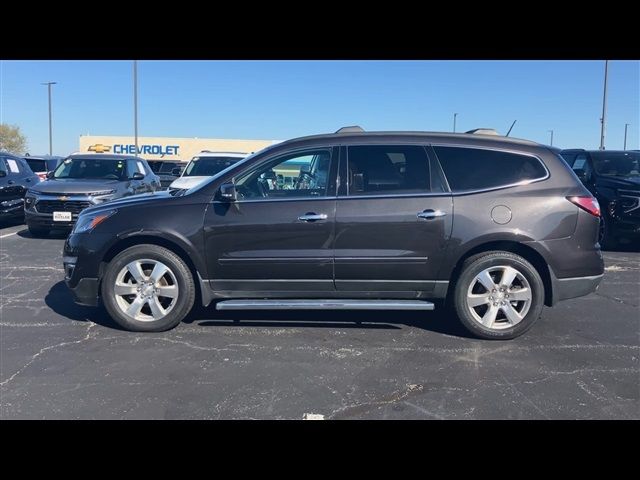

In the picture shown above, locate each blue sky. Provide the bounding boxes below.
[1,60,638,155]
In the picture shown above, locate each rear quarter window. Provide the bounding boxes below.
[433,146,547,192]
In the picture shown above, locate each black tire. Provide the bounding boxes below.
[598,212,618,250]
[27,224,50,237]
[101,244,195,332]
[452,251,545,340]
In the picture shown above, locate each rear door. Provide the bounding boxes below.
[334,144,453,293]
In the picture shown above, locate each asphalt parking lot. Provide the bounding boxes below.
[1,221,638,420]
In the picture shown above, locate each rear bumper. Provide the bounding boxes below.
[550,271,604,305]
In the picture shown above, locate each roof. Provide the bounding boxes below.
[66,153,143,160]
[276,129,540,149]
[196,151,248,158]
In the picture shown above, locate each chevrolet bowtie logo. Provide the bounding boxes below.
[58,196,69,201]
[88,144,111,153]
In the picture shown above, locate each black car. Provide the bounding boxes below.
[560,149,640,247]
[25,153,160,236]
[147,160,186,189]
[24,155,64,181]
[64,127,604,340]
[1,152,40,223]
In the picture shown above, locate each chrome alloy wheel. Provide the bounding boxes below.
[113,259,179,322]
[466,265,532,330]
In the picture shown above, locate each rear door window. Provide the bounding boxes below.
[346,145,432,196]
[433,146,547,192]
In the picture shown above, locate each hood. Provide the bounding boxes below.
[169,176,210,190]
[82,191,174,215]
[30,178,121,194]
[598,175,640,191]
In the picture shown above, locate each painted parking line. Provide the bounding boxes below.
[0,231,18,239]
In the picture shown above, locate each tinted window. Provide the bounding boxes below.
[159,162,178,173]
[560,152,577,166]
[184,156,242,177]
[236,149,331,200]
[347,145,431,196]
[571,153,592,177]
[0,157,8,175]
[26,159,47,172]
[590,151,639,178]
[433,146,547,192]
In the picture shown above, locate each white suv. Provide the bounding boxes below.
[168,151,247,190]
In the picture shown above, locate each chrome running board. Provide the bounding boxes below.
[215,299,435,311]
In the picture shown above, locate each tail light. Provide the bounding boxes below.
[567,195,600,217]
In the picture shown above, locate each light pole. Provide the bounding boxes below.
[599,60,609,150]
[133,61,139,155]
[624,123,630,150]
[548,129,554,146]
[453,113,458,133]
[41,82,57,155]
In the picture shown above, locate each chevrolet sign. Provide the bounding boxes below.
[88,144,111,153]
[113,144,180,157]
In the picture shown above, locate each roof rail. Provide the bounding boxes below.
[465,128,500,136]
[335,125,365,134]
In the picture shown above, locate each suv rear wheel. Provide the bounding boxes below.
[453,251,544,340]
[101,244,195,332]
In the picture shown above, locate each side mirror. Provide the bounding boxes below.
[46,171,55,179]
[0,170,6,177]
[132,172,145,180]
[218,182,237,202]
[171,167,182,176]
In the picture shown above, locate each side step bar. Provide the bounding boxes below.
[215,299,435,311]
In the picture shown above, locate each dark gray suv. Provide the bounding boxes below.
[25,153,160,236]
[63,128,604,339]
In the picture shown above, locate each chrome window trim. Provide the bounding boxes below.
[430,143,550,195]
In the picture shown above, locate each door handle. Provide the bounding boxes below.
[417,209,447,220]
[298,213,328,222]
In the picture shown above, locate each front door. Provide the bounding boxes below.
[203,147,338,293]
[334,144,453,293]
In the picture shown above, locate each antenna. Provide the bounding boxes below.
[506,120,517,137]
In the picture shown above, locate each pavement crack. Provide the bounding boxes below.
[327,383,424,420]
[0,323,97,388]
[593,291,639,307]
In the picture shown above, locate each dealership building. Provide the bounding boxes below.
[78,135,281,162]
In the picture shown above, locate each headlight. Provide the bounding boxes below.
[72,209,117,234]
[89,189,117,196]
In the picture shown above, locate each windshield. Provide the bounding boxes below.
[53,157,127,180]
[591,152,640,178]
[183,156,243,177]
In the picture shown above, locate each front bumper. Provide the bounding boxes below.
[25,210,78,228]
[66,276,100,307]
[550,271,604,305]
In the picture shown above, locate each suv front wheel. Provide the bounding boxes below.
[453,251,545,340]
[101,244,195,332]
